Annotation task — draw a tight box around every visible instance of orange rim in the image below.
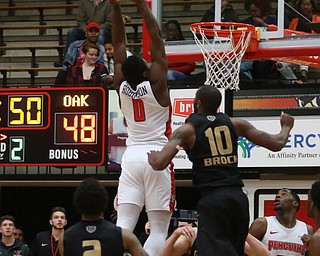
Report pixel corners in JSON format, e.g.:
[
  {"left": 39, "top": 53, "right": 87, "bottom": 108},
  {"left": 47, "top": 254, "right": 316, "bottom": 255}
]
[{"left": 190, "top": 22, "right": 256, "bottom": 37}]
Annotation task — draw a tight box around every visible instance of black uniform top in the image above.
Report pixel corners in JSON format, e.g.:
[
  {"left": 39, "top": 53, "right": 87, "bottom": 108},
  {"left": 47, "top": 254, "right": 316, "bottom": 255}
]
[
  {"left": 185, "top": 113, "right": 243, "bottom": 189},
  {"left": 63, "top": 219, "right": 125, "bottom": 256},
  {"left": 30, "top": 230, "right": 59, "bottom": 256},
  {"left": 0, "top": 239, "right": 29, "bottom": 256}
]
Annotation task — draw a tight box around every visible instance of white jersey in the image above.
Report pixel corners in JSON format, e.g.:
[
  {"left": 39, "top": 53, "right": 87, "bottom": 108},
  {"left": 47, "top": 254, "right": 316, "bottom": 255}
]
[
  {"left": 262, "top": 216, "right": 308, "bottom": 256},
  {"left": 119, "top": 80, "right": 171, "bottom": 146}
]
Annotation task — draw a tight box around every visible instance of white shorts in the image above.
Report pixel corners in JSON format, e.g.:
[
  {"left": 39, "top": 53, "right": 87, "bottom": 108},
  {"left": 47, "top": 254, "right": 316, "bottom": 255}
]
[{"left": 118, "top": 145, "right": 175, "bottom": 212}]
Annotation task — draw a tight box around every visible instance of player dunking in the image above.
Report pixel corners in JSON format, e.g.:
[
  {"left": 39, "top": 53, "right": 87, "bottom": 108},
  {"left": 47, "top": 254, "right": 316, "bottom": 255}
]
[{"left": 110, "top": 0, "right": 174, "bottom": 255}]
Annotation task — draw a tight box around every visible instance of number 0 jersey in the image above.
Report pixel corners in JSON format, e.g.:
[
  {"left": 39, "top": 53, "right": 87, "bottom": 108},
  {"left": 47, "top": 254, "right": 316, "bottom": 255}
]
[
  {"left": 185, "top": 112, "right": 243, "bottom": 189},
  {"left": 63, "top": 219, "right": 125, "bottom": 256},
  {"left": 119, "top": 80, "right": 172, "bottom": 146}
]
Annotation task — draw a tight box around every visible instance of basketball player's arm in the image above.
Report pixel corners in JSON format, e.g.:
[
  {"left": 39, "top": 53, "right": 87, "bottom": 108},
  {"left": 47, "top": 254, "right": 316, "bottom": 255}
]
[
  {"left": 110, "top": 0, "right": 126, "bottom": 92},
  {"left": 232, "top": 112, "right": 294, "bottom": 152},
  {"left": 58, "top": 232, "right": 64, "bottom": 256},
  {"left": 148, "top": 122, "right": 195, "bottom": 171},
  {"left": 303, "top": 231, "right": 320, "bottom": 256},
  {"left": 121, "top": 228, "right": 149, "bottom": 256},
  {"left": 249, "top": 217, "right": 268, "bottom": 241},
  {"left": 245, "top": 233, "right": 270, "bottom": 256},
  {"left": 162, "top": 225, "right": 196, "bottom": 256},
  {"left": 134, "top": 0, "right": 169, "bottom": 105},
  {"left": 303, "top": 224, "right": 315, "bottom": 256}
]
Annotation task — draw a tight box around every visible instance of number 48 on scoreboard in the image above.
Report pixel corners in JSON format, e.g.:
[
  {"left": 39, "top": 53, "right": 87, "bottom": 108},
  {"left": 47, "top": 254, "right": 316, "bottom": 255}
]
[{"left": 0, "top": 87, "right": 107, "bottom": 166}]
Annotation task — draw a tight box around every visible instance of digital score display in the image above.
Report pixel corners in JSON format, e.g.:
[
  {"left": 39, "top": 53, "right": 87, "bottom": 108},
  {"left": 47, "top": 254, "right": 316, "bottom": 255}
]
[{"left": 0, "top": 87, "right": 107, "bottom": 166}]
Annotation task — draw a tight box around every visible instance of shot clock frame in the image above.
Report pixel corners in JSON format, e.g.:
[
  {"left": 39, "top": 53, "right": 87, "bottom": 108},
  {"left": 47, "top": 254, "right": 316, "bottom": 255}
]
[{"left": 0, "top": 87, "right": 107, "bottom": 166}]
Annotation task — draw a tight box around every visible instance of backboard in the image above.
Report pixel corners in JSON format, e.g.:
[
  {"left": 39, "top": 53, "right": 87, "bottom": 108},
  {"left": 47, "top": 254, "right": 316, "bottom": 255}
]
[{"left": 142, "top": 0, "right": 320, "bottom": 68}]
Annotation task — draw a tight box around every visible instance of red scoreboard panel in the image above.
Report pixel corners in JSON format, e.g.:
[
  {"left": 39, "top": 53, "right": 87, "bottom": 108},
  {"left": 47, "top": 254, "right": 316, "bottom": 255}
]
[{"left": 0, "top": 87, "right": 107, "bottom": 166}]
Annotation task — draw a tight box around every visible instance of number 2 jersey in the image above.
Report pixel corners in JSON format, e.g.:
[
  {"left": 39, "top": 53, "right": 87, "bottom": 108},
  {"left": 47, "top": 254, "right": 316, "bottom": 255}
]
[
  {"left": 63, "top": 219, "right": 125, "bottom": 255},
  {"left": 185, "top": 112, "right": 243, "bottom": 189},
  {"left": 119, "top": 80, "right": 172, "bottom": 146}
]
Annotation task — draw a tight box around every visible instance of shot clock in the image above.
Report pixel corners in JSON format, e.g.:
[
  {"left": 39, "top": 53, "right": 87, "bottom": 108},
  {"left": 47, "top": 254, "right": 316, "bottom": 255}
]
[{"left": 0, "top": 87, "right": 107, "bottom": 166}]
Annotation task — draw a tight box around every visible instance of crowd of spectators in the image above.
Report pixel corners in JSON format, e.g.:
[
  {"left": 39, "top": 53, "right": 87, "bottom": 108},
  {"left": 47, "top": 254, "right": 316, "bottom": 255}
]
[{"left": 50, "top": 0, "right": 320, "bottom": 87}]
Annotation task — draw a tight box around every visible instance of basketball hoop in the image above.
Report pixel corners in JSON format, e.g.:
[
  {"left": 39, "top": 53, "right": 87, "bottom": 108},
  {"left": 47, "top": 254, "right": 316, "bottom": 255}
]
[{"left": 190, "top": 22, "right": 258, "bottom": 90}]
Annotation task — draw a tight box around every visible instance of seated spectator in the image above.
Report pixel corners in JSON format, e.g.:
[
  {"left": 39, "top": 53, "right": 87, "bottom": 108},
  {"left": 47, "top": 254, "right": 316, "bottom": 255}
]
[
  {"left": 289, "top": 0, "right": 320, "bottom": 32},
  {"left": 276, "top": 0, "right": 320, "bottom": 84},
  {"left": 276, "top": 62, "right": 309, "bottom": 84},
  {"left": 165, "top": 20, "right": 196, "bottom": 81},
  {"left": 240, "top": 0, "right": 277, "bottom": 81},
  {"left": 103, "top": 39, "right": 132, "bottom": 86},
  {"left": 56, "top": 43, "right": 108, "bottom": 86},
  {"left": 63, "top": 22, "right": 105, "bottom": 70},
  {"left": 65, "top": 0, "right": 113, "bottom": 54},
  {"left": 242, "top": 0, "right": 277, "bottom": 26},
  {"left": 284, "top": 0, "right": 300, "bottom": 28},
  {"left": 201, "top": 0, "right": 239, "bottom": 22}
]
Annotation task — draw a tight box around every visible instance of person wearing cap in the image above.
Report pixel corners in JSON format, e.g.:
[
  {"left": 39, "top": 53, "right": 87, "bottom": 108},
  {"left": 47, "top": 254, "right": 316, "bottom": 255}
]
[
  {"left": 62, "top": 22, "right": 105, "bottom": 70},
  {"left": 65, "top": 0, "right": 113, "bottom": 52}
]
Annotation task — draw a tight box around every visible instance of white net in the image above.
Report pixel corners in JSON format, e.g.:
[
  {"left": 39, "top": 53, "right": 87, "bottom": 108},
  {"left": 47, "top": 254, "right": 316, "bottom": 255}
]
[{"left": 191, "top": 23, "right": 252, "bottom": 90}]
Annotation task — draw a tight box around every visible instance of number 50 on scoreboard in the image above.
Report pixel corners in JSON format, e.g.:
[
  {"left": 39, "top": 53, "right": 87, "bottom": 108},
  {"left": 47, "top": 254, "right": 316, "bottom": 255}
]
[{"left": 0, "top": 87, "right": 107, "bottom": 166}]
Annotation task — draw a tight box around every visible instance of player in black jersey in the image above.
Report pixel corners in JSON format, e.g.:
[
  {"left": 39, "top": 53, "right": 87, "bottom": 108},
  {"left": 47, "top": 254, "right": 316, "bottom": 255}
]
[
  {"left": 59, "top": 177, "right": 148, "bottom": 256},
  {"left": 148, "top": 85, "right": 294, "bottom": 256}
]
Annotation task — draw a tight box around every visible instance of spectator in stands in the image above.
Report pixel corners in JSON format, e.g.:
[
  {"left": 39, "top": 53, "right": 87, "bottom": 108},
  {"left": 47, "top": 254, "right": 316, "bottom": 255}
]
[
  {"left": 103, "top": 39, "right": 132, "bottom": 86},
  {"left": 201, "top": 0, "right": 239, "bottom": 22},
  {"left": 63, "top": 22, "right": 105, "bottom": 70},
  {"left": 0, "top": 215, "right": 29, "bottom": 256},
  {"left": 289, "top": 0, "right": 320, "bottom": 31},
  {"left": 240, "top": 0, "right": 277, "bottom": 81},
  {"left": 64, "top": 43, "right": 108, "bottom": 86},
  {"left": 165, "top": 20, "right": 195, "bottom": 81},
  {"left": 104, "top": 39, "right": 116, "bottom": 86},
  {"left": 242, "top": 0, "right": 277, "bottom": 26},
  {"left": 284, "top": 0, "right": 300, "bottom": 27},
  {"left": 276, "top": 0, "right": 320, "bottom": 84},
  {"left": 65, "top": 0, "right": 113, "bottom": 54}
]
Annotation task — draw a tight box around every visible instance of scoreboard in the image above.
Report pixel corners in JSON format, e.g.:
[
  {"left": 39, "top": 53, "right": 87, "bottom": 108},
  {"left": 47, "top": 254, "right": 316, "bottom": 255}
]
[{"left": 0, "top": 87, "right": 107, "bottom": 166}]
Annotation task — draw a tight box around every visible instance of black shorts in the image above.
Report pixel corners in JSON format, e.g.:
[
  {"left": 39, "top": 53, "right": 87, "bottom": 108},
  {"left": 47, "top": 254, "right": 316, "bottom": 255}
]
[{"left": 196, "top": 186, "right": 249, "bottom": 256}]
